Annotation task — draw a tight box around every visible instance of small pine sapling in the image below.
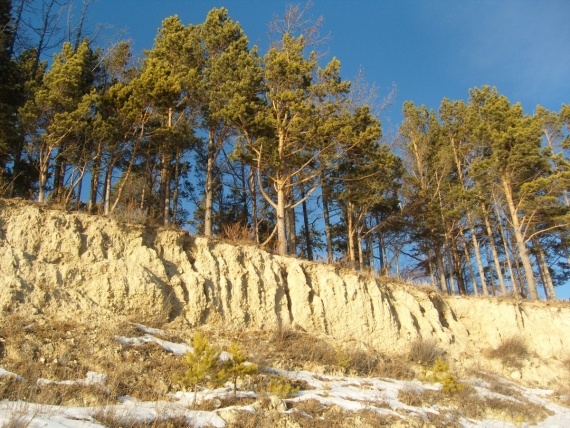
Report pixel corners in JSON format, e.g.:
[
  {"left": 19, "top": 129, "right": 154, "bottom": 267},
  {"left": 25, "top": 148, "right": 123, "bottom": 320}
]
[
  {"left": 219, "top": 342, "right": 259, "bottom": 396},
  {"left": 265, "top": 375, "right": 300, "bottom": 398},
  {"left": 174, "top": 332, "right": 221, "bottom": 407}
]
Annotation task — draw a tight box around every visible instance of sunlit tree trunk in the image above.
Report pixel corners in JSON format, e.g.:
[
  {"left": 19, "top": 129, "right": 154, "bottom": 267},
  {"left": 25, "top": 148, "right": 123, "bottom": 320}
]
[
  {"left": 482, "top": 209, "right": 507, "bottom": 296},
  {"left": 321, "top": 177, "right": 334, "bottom": 263},
  {"left": 300, "top": 185, "right": 313, "bottom": 261},
  {"left": 458, "top": 228, "right": 478, "bottom": 296},
  {"left": 532, "top": 239, "right": 557, "bottom": 300},
  {"left": 436, "top": 249, "right": 449, "bottom": 294},
  {"left": 501, "top": 175, "right": 538, "bottom": 299}
]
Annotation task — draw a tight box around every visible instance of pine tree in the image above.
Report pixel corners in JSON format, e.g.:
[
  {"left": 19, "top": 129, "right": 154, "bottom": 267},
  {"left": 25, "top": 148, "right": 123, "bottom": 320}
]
[
  {"left": 193, "top": 8, "right": 263, "bottom": 236},
  {"left": 218, "top": 342, "right": 258, "bottom": 396},
  {"left": 19, "top": 39, "right": 96, "bottom": 202},
  {"left": 175, "top": 332, "right": 222, "bottom": 408},
  {"left": 469, "top": 86, "right": 558, "bottom": 299}
]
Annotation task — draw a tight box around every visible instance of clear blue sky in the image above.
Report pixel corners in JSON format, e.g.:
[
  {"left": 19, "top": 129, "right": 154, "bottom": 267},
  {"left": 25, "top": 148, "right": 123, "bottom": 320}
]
[
  {"left": 80, "top": 0, "right": 570, "bottom": 298},
  {"left": 84, "top": 0, "right": 570, "bottom": 128}
]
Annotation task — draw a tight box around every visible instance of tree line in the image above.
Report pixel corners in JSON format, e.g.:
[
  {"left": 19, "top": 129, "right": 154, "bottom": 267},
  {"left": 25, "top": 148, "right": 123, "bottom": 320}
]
[{"left": 1, "top": 0, "right": 569, "bottom": 300}]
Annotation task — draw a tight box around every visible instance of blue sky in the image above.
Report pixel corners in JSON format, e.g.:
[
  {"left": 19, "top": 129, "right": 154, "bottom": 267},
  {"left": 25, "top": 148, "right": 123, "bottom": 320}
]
[
  {"left": 84, "top": 0, "right": 570, "bottom": 130},
  {"left": 80, "top": 0, "right": 570, "bottom": 298}
]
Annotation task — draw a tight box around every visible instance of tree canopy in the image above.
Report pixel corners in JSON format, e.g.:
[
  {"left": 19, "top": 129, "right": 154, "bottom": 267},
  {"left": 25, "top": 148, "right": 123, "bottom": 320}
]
[{"left": 0, "top": 2, "right": 568, "bottom": 300}]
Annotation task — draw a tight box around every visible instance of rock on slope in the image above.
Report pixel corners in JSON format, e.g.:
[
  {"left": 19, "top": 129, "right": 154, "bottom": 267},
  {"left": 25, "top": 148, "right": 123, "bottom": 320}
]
[{"left": 0, "top": 199, "right": 569, "bottom": 387}]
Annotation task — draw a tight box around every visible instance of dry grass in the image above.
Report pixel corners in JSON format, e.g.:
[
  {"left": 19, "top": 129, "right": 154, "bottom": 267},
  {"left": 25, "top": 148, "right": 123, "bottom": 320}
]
[
  {"left": 347, "top": 348, "right": 414, "bottom": 379},
  {"left": 485, "top": 336, "right": 529, "bottom": 368},
  {"left": 268, "top": 327, "right": 338, "bottom": 368},
  {"left": 109, "top": 204, "right": 148, "bottom": 225},
  {"left": 194, "top": 395, "right": 256, "bottom": 411},
  {"left": 220, "top": 222, "right": 255, "bottom": 244},
  {"left": 285, "top": 405, "right": 401, "bottom": 428},
  {"left": 0, "top": 312, "right": 560, "bottom": 427},
  {"left": 398, "top": 385, "right": 442, "bottom": 407},
  {"left": 398, "top": 381, "right": 552, "bottom": 426},
  {"left": 563, "top": 353, "right": 570, "bottom": 374},
  {"left": 242, "top": 327, "right": 414, "bottom": 380},
  {"left": 457, "top": 390, "right": 553, "bottom": 425},
  {"left": 224, "top": 411, "right": 264, "bottom": 428},
  {"left": 408, "top": 338, "right": 445, "bottom": 366},
  {"left": 0, "top": 401, "right": 39, "bottom": 428},
  {"left": 0, "top": 314, "right": 185, "bottom": 405},
  {"left": 470, "top": 371, "right": 526, "bottom": 401},
  {"left": 92, "top": 406, "right": 188, "bottom": 428},
  {"left": 291, "top": 398, "right": 327, "bottom": 417}
]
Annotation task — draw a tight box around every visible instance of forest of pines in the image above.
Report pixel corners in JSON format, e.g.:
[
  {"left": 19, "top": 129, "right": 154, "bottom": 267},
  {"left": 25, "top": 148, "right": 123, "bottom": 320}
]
[{"left": 1, "top": 0, "right": 569, "bottom": 300}]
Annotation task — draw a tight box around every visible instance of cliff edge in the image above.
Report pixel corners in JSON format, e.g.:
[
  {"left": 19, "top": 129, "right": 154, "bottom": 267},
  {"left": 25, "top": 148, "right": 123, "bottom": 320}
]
[{"left": 1, "top": 199, "right": 569, "bottom": 388}]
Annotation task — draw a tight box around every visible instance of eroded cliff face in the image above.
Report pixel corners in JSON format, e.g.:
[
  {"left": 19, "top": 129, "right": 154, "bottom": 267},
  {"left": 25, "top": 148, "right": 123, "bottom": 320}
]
[{"left": 1, "top": 199, "right": 569, "bottom": 386}]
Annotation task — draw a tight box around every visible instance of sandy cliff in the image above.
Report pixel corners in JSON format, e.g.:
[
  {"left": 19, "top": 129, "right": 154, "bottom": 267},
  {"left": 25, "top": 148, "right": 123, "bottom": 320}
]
[{"left": 1, "top": 199, "right": 569, "bottom": 387}]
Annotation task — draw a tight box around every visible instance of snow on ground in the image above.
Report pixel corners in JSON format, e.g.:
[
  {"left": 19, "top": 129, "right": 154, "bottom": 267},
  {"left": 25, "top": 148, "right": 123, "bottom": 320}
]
[{"left": 1, "top": 324, "right": 569, "bottom": 427}]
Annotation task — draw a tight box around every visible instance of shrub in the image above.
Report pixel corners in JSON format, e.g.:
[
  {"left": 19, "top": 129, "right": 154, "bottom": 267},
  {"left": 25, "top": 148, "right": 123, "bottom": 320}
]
[
  {"left": 173, "top": 332, "right": 223, "bottom": 407},
  {"left": 408, "top": 338, "right": 444, "bottom": 366},
  {"left": 335, "top": 346, "right": 352, "bottom": 373},
  {"left": 221, "top": 222, "right": 254, "bottom": 243},
  {"left": 486, "top": 336, "right": 529, "bottom": 368},
  {"left": 398, "top": 385, "right": 440, "bottom": 407},
  {"left": 428, "top": 357, "right": 465, "bottom": 395},
  {"left": 109, "top": 204, "right": 147, "bottom": 225},
  {"left": 265, "top": 376, "right": 300, "bottom": 399},
  {"left": 219, "top": 342, "right": 258, "bottom": 396}
]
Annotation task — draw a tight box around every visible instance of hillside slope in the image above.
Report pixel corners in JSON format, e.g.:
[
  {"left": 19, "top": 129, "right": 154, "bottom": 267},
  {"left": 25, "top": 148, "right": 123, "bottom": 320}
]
[{"left": 0, "top": 199, "right": 569, "bottom": 388}]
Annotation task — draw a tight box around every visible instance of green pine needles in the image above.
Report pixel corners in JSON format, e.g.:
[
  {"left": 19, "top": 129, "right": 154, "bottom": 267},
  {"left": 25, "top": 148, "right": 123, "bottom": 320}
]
[
  {"left": 218, "top": 342, "right": 259, "bottom": 396},
  {"left": 174, "top": 332, "right": 258, "bottom": 407}
]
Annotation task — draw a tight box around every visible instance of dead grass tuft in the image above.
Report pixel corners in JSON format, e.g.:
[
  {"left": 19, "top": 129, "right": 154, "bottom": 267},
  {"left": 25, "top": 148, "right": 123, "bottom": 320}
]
[
  {"left": 292, "top": 398, "right": 327, "bottom": 417},
  {"left": 347, "top": 348, "right": 415, "bottom": 379},
  {"left": 221, "top": 222, "right": 254, "bottom": 244},
  {"left": 398, "top": 385, "right": 441, "bottom": 407},
  {"left": 194, "top": 395, "right": 256, "bottom": 411},
  {"left": 92, "top": 406, "right": 188, "bottom": 428},
  {"left": 408, "top": 338, "right": 445, "bottom": 366},
  {"left": 563, "top": 353, "right": 570, "bottom": 374},
  {"left": 1, "top": 401, "right": 39, "bottom": 428},
  {"left": 268, "top": 328, "right": 337, "bottom": 367},
  {"left": 485, "top": 336, "right": 529, "bottom": 368},
  {"left": 462, "top": 394, "right": 552, "bottom": 425},
  {"left": 225, "top": 411, "right": 264, "bottom": 428},
  {"left": 109, "top": 204, "right": 148, "bottom": 225}
]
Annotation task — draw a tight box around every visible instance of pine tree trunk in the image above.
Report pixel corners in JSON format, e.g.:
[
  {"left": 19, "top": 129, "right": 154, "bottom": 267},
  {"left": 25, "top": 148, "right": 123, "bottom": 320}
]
[
  {"left": 509, "top": 233, "right": 526, "bottom": 298},
  {"left": 160, "top": 151, "right": 171, "bottom": 226},
  {"left": 458, "top": 228, "right": 478, "bottom": 296},
  {"left": 451, "top": 240, "right": 466, "bottom": 295},
  {"left": 377, "top": 233, "right": 386, "bottom": 275},
  {"left": 89, "top": 142, "right": 102, "bottom": 213},
  {"left": 501, "top": 175, "right": 538, "bottom": 299},
  {"left": 483, "top": 209, "right": 507, "bottom": 296},
  {"left": 52, "top": 152, "right": 66, "bottom": 201},
  {"left": 301, "top": 186, "right": 313, "bottom": 261},
  {"left": 532, "top": 239, "right": 557, "bottom": 300},
  {"left": 321, "top": 177, "right": 333, "bottom": 263},
  {"left": 446, "top": 246, "right": 460, "bottom": 295},
  {"left": 287, "top": 202, "right": 297, "bottom": 255},
  {"left": 493, "top": 200, "right": 519, "bottom": 298},
  {"left": 276, "top": 182, "right": 287, "bottom": 255},
  {"left": 428, "top": 254, "right": 438, "bottom": 291},
  {"left": 357, "top": 226, "right": 364, "bottom": 270},
  {"left": 436, "top": 249, "right": 448, "bottom": 294},
  {"left": 204, "top": 131, "right": 216, "bottom": 236},
  {"left": 347, "top": 202, "right": 357, "bottom": 269},
  {"left": 172, "top": 149, "right": 181, "bottom": 224},
  {"left": 103, "top": 166, "right": 112, "bottom": 216},
  {"left": 8, "top": 138, "right": 25, "bottom": 197},
  {"left": 467, "top": 215, "right": 488, "bottom": 296},
  {"left": 249, "top": 168, "right": 259, "bottom": 243}
]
